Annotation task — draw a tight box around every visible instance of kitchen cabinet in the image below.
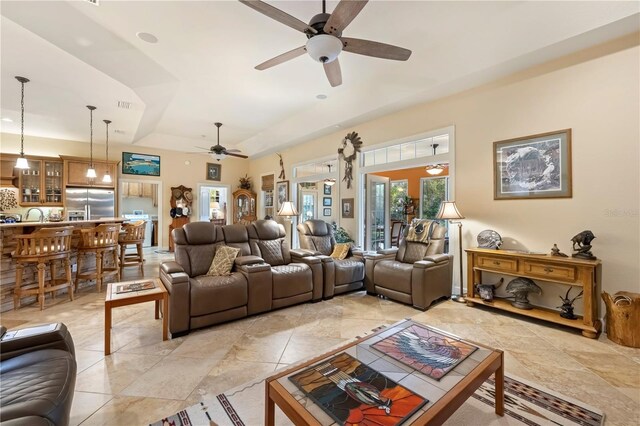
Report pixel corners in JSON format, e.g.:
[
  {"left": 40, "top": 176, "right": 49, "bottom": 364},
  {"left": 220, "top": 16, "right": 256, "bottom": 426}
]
[
  {"left": 232, "top": 189, "right": 256, "bottom": 223},
  {"left": 62, "top": 156, "right": 118, "bottom": 188},
  {"left": 17, "top": 157, "right": 63, "bottom": 206},
  {"left": 0, "top": 155, "right": 18, "bottom": 187}
]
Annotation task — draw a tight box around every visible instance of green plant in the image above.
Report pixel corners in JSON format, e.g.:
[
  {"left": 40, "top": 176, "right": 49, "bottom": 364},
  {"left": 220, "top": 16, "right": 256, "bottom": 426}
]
[
  {"left": 334, "top": 226, "right": 354, "bottom": 244},
  {"left": 239, "top": 174, "right": 252, "bottom": 190}
]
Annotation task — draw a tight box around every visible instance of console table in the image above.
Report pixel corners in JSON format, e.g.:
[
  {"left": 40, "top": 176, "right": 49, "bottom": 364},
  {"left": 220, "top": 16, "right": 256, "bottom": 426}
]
[{"left": 465, "top": 248, "right": 601, "bottom": 338}]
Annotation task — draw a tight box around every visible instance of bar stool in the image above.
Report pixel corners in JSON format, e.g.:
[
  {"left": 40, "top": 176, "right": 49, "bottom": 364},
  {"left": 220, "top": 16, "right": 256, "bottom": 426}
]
[
  {"left": 118, "top": 220, "right": 146, "bottom": 275},
  {"left": 13, "top": 226, "right": 74, "bottom": 310},
  {"left": 75, "top": 223, "right": 120, "bottom": 292}
]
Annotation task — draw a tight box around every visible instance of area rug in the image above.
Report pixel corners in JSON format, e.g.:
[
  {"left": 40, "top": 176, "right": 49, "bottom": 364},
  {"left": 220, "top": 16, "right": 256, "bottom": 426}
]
[{"left": 151, "top": 373, "right": 604, "bottom": 426}]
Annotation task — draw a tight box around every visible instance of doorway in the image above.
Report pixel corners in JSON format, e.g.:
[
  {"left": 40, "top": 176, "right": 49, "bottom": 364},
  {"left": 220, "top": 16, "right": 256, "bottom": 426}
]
[
  {"left": 119, "top": 179, "right": 162, "bottom": 248},
  {"left": 197, "top": 184, "right": 230, "bottom": 224}
]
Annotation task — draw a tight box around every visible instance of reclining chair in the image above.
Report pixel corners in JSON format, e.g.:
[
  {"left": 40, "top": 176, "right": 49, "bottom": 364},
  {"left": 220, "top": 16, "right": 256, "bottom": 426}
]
[
  {"left": 297, "top": 219, "right": 365, "bottom": 299},
  {"left": 0, "top": 323, "right": 76, "bottom": 426},
  {"left": 365, "top": 220, "right": 453, "bottom": 310}
]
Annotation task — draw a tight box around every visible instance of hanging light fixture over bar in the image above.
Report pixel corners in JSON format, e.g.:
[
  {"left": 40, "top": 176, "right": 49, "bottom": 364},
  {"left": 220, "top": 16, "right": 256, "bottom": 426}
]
[
  {"left": 14, "top": 76, "right": 30, "bottom": 169},
  {"left": 102, "top": 119, "right": 112, "bottom": 183},
  {"left": 86, "top": 105, "right": 97, "bottom": 179}
]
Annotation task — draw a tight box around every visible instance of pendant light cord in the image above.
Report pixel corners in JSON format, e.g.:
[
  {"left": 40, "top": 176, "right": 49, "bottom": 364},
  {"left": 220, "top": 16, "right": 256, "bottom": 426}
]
[
  {"left": 20, "top": 80, "right": 25, "bottom": 156},
  {"left": 105, "top": 121, "right": 109, "bottom": 161},
  {"left": 89, "top": 108, "right": 93, "bottom": 168}
]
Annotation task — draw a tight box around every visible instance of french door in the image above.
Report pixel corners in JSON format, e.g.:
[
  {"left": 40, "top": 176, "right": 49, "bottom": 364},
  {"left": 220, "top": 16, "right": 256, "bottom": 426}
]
[{"left": 365, "top": 174, "right": 390, "bottom": 251}]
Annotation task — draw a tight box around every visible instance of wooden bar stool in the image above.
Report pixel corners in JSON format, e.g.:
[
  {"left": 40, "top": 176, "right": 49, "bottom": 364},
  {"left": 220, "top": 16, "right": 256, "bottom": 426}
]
[
  {"left": 75, "top": 223, "right": 120, "bottom": 292},
  {"left": 118, "top": 220, "right": 146, "bottom": 275},
  {"left": 13, "top": 226, "right": 74, "bottom": 310}
]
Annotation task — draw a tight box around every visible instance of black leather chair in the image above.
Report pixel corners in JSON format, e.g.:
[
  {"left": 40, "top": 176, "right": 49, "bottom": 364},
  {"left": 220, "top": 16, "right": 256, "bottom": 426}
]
[{"left": 0, "top": 323, "right": 76, "bottom": 426}]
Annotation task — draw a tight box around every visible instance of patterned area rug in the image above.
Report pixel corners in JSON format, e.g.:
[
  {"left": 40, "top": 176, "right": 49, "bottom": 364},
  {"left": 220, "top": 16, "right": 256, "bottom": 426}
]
[{"left": 151, "top": 373, "right": 604, "bottom": 426}]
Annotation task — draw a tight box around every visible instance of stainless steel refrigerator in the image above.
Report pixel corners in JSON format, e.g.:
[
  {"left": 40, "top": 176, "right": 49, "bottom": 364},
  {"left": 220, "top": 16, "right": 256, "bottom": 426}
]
[{"left": 65, "top": 187, "right": 115, "bottom": 220}]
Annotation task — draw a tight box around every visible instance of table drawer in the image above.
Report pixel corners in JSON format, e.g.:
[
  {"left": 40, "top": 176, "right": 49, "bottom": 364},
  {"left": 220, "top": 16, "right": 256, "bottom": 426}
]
[
  {"left": 524, "top": 261, "right": 576, "bottom": 282},
  {"left": 477, "top": 255, "right": 518, "bottom": 273}
]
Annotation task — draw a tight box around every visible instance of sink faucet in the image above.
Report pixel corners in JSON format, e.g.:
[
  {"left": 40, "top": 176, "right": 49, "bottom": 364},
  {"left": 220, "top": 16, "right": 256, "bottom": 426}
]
[{"left": 26, "top": 207, "right": 45, "bottom": 223}]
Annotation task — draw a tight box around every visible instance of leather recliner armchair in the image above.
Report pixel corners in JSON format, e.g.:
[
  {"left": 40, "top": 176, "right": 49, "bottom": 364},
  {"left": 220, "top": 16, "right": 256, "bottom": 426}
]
[
  {"left": 365, "top": 220, "right": 453, "bottom": 310},
  {"left": 248, "top": 220, "right": 323, "bottom": 308},
  {"left": 297, "top": 220, "right": 365, "bottom": 299},
  {"left": 0, "top": 323, "right": 76, "bottom": 426}
]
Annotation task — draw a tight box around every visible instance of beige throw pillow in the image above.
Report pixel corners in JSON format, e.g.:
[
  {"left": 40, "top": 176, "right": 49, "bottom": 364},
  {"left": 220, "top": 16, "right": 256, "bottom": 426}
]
[
  {"left": 330, "top": 243, "right": 351, "bottom": 260},
  {"left": 206, "top": 246, "right": 241, "bottom": 276}
]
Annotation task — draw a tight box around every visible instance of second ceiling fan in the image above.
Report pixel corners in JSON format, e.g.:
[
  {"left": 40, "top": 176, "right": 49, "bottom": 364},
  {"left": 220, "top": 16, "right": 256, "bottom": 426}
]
[
  {"left": 239, "top": 0, "right": 412, "bottom": 87},
  {"left": 196, "top": 122, "right": 248, "bottom": 161}
]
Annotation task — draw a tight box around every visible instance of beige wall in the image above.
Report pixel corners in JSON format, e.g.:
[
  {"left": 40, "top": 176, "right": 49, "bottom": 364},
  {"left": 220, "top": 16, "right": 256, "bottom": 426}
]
[
  {"left": 248, "top": 34, "right": 640, "bottom": 314},
  {"left": 0, "top": 134, "right": 250, "bottom": 248}
]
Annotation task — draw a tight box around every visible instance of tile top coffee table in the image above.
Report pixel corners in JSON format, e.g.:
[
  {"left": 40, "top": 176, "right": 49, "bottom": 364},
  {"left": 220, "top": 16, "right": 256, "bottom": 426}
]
[
  {"left": 265, "top": 320, "right": 504, "bottom": 425},
  {"left": 104, "top": 277, "right": 168, "bottom": 355}
]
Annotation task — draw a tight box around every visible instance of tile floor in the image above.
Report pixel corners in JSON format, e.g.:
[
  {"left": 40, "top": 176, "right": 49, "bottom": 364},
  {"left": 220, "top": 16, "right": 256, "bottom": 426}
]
[{"left": 1, "top": 248, "right": 639, "bottom": 425}]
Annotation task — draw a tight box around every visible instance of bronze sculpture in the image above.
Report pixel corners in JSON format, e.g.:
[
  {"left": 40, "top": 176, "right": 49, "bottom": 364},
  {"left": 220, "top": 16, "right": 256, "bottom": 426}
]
[
  {"left": 475, "top": 278, "right": 504, "bottom": 302},
  {"left": 557, "top": 287, "right": 583, "bottom": 320},
  {"left": 550, "top": 243, "right": 568, "bottom": 257},
  {"left": 571, "top": 230, "right": 596, "bottom": 260},
  {"left": 506, "top": 277, "right": 542, "bottom": 310}
]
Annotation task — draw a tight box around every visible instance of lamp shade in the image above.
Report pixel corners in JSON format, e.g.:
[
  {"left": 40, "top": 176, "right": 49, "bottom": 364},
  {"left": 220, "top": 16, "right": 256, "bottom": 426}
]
[
  {"left": 211, "top": 202, "right": 220, "bottom": 210},
  {"left": 306, "top": 34, "right": 342, "bottom": 63},
  {"left": 277, "top": 201, "right": 298, "bottom": 217},
  {"left": 102, "top": 173, "right": 112, "bottom": 183},
  {"left": 15, "top": 156, "right": 29, "bottom": 169},
  {"left": 425, "top": 164, "right": 445, "bottom": 175},
  {"left": 436, "top": 201, "right": 465, "bottom": 220}
]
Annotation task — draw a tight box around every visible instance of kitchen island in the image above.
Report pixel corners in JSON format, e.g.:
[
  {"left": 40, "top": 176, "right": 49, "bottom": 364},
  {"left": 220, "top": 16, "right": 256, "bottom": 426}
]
[{"left": 0, "top": 218, "right": 126, "bottom": 312}]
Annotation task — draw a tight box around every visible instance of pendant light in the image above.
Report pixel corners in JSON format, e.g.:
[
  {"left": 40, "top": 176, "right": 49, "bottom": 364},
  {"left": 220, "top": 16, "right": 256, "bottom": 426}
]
[
  {"left": 324, "top": 163, "right": 336, "bottom": 186},
  {"left": 425, "top": 143, "right": 445, "bottom": 176},
  {"left": 102, "top": 119, "right": 112, "bottom": 183},
  {"left": 14, "top": 76, "right": 30, "bottom": 169},
  {"left": 86, "top": 105, "right": 97, "bottom": 179}
]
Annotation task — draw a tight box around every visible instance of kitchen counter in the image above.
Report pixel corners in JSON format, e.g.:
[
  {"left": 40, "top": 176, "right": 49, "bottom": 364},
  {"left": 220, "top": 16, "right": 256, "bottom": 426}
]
[{"left": 0, "top": 217, "right": 127, "bottom": 312}]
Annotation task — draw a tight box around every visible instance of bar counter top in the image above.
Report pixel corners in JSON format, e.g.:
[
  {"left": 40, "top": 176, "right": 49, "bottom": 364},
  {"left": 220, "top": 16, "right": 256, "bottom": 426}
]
[{"left": 0, "top": 218, "right": 125, "bottom": 229}]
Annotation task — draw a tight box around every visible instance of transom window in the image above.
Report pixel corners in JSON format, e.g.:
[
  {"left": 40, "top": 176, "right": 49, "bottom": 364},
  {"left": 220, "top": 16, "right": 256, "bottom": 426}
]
[{"left": 362, "top": 134, "right": 449, "bottom": 167}]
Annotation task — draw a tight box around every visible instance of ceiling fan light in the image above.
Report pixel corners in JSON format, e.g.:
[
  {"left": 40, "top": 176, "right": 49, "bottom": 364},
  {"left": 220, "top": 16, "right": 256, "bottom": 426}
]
[
  {"left": 306, "top": 34, "right": 343, "bottom": 63},
  {"left": 324, "top": 178, "right": 336, "bottom": 186},
  {"left": 15, "top": 156, "right": 29, "bottom": 169},
  {"left": 214, "top": 153, "right": 227, "bottom": 161},
  {"left": 426, "top": 164, "right": 445, "bottom": 176}
]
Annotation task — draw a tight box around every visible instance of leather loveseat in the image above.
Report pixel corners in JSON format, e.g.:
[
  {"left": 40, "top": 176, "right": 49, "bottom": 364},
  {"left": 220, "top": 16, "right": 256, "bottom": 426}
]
[
  {"left": 160, "top": 220, "right": 322, "bottom": 336},
  {"left": 297, "top": 219, "right": 365, "bottom": 298},
  {"left": 365, "top": 220, "right": 453, "bottom": 310},
  {"left": 0, "top": 323, "right": 76, "bottom": 426}
]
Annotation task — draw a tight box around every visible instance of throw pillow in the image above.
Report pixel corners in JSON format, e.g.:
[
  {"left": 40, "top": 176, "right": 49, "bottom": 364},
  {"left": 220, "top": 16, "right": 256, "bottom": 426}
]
[
  {"left": 330, "top": 243, "right": 351, "bottom": 260},
  {"left": 206, "top": 246, "right": 241, "bottom": 276}
]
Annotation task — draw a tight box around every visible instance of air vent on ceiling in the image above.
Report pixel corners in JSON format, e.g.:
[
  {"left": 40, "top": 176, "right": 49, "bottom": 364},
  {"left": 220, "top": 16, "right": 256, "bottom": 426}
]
[
  {"left": 113, "top": 129, "right": 126, "bottom": 134},
  {"left": 117, "top": 101, "right": 132, "bottom": 110},
  {"left": 84, "top": 0, "right": 99, "bottom": 5}
]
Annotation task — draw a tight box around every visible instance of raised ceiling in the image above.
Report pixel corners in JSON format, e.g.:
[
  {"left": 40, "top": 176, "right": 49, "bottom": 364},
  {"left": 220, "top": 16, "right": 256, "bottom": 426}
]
[{"left": 1, "top": 1, "right": 638, "bottom": 158}]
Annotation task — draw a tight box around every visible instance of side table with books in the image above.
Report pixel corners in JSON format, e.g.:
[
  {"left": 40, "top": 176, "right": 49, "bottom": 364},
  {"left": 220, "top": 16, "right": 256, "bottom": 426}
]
[{"left": 104, "top": 277, "right": 168, "bottom": 355}]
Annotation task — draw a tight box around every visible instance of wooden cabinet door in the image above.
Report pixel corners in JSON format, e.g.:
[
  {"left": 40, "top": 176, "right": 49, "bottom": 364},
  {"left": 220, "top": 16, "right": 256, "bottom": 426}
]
[{"left": 65, "top": 160, "right": 116, "bottom": 188}]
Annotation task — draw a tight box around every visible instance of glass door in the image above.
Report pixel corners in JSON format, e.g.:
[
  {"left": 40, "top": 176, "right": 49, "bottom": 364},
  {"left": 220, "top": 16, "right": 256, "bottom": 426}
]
[
  {"left": 365, "top": 174, "right": 390, "bottom": 251},
  {"left": 419, "top": 176, "right": 449, "bottom": 219},
  {"left": 300, "top": 190, "right": 317, "bottom": 222}
]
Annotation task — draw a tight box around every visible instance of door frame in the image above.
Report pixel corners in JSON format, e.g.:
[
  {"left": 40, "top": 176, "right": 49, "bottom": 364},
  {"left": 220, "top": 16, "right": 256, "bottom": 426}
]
[
  {"left": 196, "top": 183, "right": 232, "bottom": 224},
  {"left": 365, "top": 174, "right": 390, "bottom": 251},
  {"left": 119, "top": 178, "right": 163, "bottom": 248}
]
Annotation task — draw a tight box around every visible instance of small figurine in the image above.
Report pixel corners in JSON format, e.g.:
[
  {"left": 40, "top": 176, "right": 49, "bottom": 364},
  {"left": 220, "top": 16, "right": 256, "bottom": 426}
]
[
  {"left": 477, "top": 230, "right": 503, "bottom": 250},
  {"left": 550, "top": 244, "right": 568, "bottom": 257},
  {"left": 557, "top": 288, "right": 583, "bottom": 320},
  {"left": 571, "top": 230, "right": 596, "bottom": 260},
  {"left": 277, "top": 153, "right": 286, "bottom": 180},
  {"left": 475, "top": 278, "right": 504, "bottom": 302},
  {"left": 506, "top": 277, "right": 542, "bottom": 310}
]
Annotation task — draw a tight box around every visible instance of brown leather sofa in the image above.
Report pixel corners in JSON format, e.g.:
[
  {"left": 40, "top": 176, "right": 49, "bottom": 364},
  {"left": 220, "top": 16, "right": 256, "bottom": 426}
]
[
  {"left": 364, "top": 220, "right": 453, "bottom": 310},
  {"left": 296, "top": 220, "right": 365, "bottom": 298},
  {"left": 160, "top": 220, "right": 322, "bottom": 336},
  {"left": 0, "top": 323, "right": 76, "bottom": 426}
]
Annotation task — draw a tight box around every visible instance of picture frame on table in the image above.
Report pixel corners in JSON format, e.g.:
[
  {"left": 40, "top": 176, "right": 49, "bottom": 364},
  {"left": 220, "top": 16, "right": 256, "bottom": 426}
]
[
  {"left": 493, "top": 129, "right": 572, "bottom": 200},
  {"left": 206, "top": 163, "right": 222, "bottom": 181},
  {"left": 341, "top": 198, "right": 354, "bottom": 219},
  {"left": 323, "top": 208, "right": 331, "bottom": 216},
  {"left": 323, "top": 197, "right": 332, "bottom": 207},
  {"left": 122, "top": 152, "right": 160, "bottom": 176},
  {"left": 323, "top": 184, "right": 332, "bottom": 195},
  {"left": 276, "top": 180, "right": 289, "bottom": 212}
]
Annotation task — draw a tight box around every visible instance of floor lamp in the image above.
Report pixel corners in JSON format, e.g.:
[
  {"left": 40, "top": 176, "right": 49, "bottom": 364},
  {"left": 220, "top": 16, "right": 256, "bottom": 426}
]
[
  {"left": 436, "top": 201, "right": 466, "bottom": 303},
  {"left": 277, "top": 201, "right": 298, "bottom": 247}
]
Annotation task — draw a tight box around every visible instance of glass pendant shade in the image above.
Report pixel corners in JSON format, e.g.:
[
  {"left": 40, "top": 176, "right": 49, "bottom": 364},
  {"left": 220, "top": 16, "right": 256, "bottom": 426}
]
[
  {"left": 15, "top": 76, "right": 30, "bottom": 169},
  {"left": 86, "top": 168, "right": 97, "bottom": 179},
  {"left": 15, "top": 156, "right": 29, "bottom": 169},
  {"left": 102, "top": 173, "right": 112, "bottom": 183}
]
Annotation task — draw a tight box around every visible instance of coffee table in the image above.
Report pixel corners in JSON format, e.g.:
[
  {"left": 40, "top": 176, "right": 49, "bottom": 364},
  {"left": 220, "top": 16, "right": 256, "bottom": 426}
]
[
  {"left": 265, "top": 320, "right": 503, "bottom": 425},
  {"left": 104, "top": 277, "right": 168, "bottom": 355}
]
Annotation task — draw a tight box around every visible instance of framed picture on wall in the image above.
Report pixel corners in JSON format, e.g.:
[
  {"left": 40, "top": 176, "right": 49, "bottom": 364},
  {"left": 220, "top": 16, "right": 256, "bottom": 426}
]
[
  {"left": 494, "top": 129, "right": 572, "bottom": 200},
  {"left": 342, "top": 198, "right": 354, "bottom": 219},
  {"left": 122, "top": 152, "right": 160, "bottom": 176},
  {"left": 276, "top": 180, "right": 289, "bottom": 212},
  {"left": 323, "top": 184, "right": 332, "bottom": 195},
  {"left": 323, "top": 208, "right": 331, "bottom": 216},
  {"left": 323, "top": 197, "right": 332, "bottom": 207},
  {"left": 206, "top": 163, "right": 222, "bottom": 181}
]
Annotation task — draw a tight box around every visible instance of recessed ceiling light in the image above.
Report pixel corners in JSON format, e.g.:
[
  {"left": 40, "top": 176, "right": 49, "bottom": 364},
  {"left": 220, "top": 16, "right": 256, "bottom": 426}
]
[
  {"left": 136, "top": 32, "right": 158, "bottom": 44},
  {"left": 316, "top": 94, "right": 327, "bottom": 100},
  {"left": 1, "top": 117, "right": 13, "bottom": 122},
  {"left": 184, "top": 160, "right": 191, "bottom": 165}
]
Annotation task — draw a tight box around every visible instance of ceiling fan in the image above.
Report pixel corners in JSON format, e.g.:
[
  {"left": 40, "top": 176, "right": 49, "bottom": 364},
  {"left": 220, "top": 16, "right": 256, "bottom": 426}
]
[
  {"left": 196, "top": 122, "right": 248, "bottom": 161},
  {"left": 239, "top": 0, "right": 412, "bottom": 87}
]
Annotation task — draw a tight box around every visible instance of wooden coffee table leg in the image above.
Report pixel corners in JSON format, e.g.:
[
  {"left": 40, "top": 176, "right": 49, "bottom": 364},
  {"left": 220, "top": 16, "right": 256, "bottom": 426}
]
[
  {"left": 155, "top": 299, "right": 160, "bottom": 320},
  {"left": 495, "top": 351, "right": 505, "bottom": 416},
  {"left": 162, "top": 294, "right": 168, "bottom": 341},
  {"left": 104, "top": 302, "right": 112, "bottom": 356}
]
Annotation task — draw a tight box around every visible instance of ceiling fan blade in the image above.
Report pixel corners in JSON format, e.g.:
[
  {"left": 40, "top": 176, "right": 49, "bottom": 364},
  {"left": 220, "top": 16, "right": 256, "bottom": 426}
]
[
  {"left": 195, "top": 146, "right": 211, "bottom": 151},
  {"left": 323, "top": 59, "right": 342, "bottom": 87},
  {"left": 255, "top": 46, "right": 307, "bottom": 70},
  {"left": 239, "top": 0, "right": 317, "bottom": 34},
  {"left": 324, "top": 0, "right": 368, "bottom": 35},
  {"left": 341, "top": 37, "right": 411, "bottom": 61},
  {"left": 225, "top": 149, "right": 242, "bottom": 153},
  {"left": 225, "top": 152, "right": 249, "bottom": 159}
]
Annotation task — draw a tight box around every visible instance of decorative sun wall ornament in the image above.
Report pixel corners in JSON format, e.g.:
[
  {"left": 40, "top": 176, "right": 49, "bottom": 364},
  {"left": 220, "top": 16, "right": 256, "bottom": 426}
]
[{"left": 338, "top": 131, "right": 362, "bottom": 189}]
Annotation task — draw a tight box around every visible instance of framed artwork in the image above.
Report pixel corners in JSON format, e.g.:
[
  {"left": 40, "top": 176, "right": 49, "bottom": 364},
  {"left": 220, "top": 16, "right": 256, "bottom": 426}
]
[
  {"left": 323, "top": 208, "right": 331, "bottom": 216},
  {"left": 264, "top": 190, "right": 274, "bottom": 208},
  {"left": 323, "top": 197, "right": 332, "bottom": 207},
  {"left": 371, "top": 323, "right": 478, "bottom": 381},
  {"left": 494, "top": 129, "right": 572, "bottom": 200},
  {"left": 289, "top": 352, "right": 427, "bottom": 425},
  {"left": 341, "top": 198, "right": 354, "bottom": 219},
  {"left": 323, "top": 184, "right": 332, "bottom": 195},
  {"left": 122, "top": 152, "right": 160, "bottom": 176},
  {"left": 275, "top": 180, "right": 289, "bottom": 212},
  {"left": 206, "top": 163, "right": 221, "bottom": 181}
]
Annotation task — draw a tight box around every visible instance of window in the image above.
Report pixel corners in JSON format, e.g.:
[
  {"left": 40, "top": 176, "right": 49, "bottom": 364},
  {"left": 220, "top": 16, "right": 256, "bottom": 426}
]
[
  {"left": 420, "top": 177, "right": 448, "bottom": 219},
  {"left": 390, "top": 180, "right": 408, "bottom": 221},
  {"left": 361, "top": 133, "right": 449, "bottom": 167}
]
